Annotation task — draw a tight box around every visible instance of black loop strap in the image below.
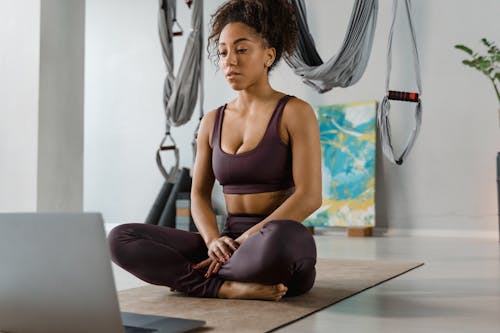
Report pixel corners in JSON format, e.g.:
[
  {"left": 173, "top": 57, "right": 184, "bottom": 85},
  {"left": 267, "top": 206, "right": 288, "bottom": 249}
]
[{"left": 156, "top": 132, "right": 179, "bottom": 183}]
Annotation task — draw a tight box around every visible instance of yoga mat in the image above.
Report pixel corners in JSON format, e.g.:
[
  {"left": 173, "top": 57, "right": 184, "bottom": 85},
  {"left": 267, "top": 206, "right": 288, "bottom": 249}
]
[{"left": 118, "top": 258, "right": 424, "bottom": 332}]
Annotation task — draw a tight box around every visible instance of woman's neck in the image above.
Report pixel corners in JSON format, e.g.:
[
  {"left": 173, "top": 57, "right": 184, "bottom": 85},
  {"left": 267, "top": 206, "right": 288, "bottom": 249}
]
[{"left": 236, "top": 81, "right": 280, "bottom": 109}]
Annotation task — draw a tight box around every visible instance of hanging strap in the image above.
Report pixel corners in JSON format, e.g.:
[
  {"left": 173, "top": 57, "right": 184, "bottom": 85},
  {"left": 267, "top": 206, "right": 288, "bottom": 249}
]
[
  {"left": 156, "top": 132, "right": 180, "bottom": 183},
  {"left": 285, "top": 0, "right": 378, "bottom": 93},
  {"left": 377, "top": 0, "right": 423, "bottom": 165},
  {"left": 157, "top": 0, "right": 204, "bottom": 181}
]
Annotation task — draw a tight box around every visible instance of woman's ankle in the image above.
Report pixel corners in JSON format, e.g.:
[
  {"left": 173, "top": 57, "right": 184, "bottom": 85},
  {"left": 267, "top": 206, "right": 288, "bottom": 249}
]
[{"left": 217, "top": 280, "right": 233, "bottom": 298}]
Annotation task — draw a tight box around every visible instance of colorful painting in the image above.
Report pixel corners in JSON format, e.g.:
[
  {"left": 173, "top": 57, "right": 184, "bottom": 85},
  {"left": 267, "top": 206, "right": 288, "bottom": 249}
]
[{"left": 304, "top": 101, "right": 377, "bottom": 228}]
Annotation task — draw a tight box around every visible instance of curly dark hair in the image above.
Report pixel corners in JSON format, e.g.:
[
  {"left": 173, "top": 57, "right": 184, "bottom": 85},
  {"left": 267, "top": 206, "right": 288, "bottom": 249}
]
[{"left": 207, "top": 0, "right": 298, "bottom": 72}]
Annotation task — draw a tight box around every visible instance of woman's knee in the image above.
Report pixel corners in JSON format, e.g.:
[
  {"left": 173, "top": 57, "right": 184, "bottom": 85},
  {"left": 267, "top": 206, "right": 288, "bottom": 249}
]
[
  {"left": 107, "top": 223, "right": 142, "bottom": 264},
  {"left": 285, "top": 262, "right": 316, "bottom": 297},
  {"left": 108, "top": 223, "right": 140, "bottom": 244},
  {"left": 264, "top": 219, "right": 308, "bottom": 234},
  {"left": 263, "top": 220, "right": 317, "bottom": 258}
]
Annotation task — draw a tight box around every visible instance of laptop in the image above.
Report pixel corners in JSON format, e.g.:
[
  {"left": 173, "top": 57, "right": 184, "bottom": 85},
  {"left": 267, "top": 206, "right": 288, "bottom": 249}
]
[{"left": 0, "top": 212, "right": 206, "bottom": 333}]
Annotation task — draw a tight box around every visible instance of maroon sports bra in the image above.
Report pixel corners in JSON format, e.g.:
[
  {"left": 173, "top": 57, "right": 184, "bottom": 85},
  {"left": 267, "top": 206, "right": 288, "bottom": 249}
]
[{"left": 211, "top": 95, "right": 295, "bottom": 194}]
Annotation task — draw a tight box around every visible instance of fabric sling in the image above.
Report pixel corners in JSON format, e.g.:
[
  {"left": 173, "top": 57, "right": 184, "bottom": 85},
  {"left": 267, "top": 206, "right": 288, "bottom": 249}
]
[
  {"left": 284, "top": 0, "right": 379, "bottom": 93},
  {"left": 377, "top": 0, "right": 423, "bottom": 165},
  {"left": 157, "top": 0, "right": 204, "bottom": 182}
]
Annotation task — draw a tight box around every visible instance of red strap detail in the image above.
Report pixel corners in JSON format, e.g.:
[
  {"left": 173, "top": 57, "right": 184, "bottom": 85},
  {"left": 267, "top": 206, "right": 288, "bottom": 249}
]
[{"left": 388, "top": 90, "right": 419, "bottom": 103}]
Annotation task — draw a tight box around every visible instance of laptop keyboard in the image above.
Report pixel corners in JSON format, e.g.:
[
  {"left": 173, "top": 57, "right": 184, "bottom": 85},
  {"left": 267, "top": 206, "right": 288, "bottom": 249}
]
[{"left": 123, "top": 325, "right": 158, "bottom": 333}]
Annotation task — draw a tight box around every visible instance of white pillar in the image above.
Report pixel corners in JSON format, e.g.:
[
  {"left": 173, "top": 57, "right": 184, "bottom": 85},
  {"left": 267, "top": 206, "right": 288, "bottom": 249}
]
[
  {"left": 37, "top": 0, "right": 85, "bottom": 211},
  {"left": 0, "top": 0, "right": 41, "bottom": 211},
  {"left": 0, "top": 0, "right": 85, "bottom": 212}
]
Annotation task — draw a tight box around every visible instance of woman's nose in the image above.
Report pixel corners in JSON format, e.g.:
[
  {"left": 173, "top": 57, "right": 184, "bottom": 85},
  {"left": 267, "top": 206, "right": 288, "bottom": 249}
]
[{"left": 223, "top": 50, "right": 237, "bottom": 66}]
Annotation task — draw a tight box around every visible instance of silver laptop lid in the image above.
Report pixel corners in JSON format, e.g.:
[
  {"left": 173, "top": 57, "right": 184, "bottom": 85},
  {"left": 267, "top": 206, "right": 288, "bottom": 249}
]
[{"left": 0, "top": 212, "right": 124, "bottom": 333}]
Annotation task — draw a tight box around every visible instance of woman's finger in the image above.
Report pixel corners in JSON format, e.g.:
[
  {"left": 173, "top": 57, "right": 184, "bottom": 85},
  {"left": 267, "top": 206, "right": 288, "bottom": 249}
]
[
  {"left": 193, "top": 257, "right": 211, "bottom": 269},
  {"left": 211, "top": 261, "right": 222, "bottom": 276},
  {"left": 206, "top": 260, "right": 218, "bottom": 278},
  {"left": 207, "top": 260, "right": 216, "bottom": 275},
  {"left": 225, "top": 238, "right": 239, "bottom": 251},
  {"left": 196, "top": 258, "right": 207, "bottom": 267},
  {"left": 214, "top": 241, "right": 233, "bottom": 262},
  {"left": 212, "top": 246, "right": 227, "bottom": 263},
  {"left": 208, "top": 252, "right": 219, "bottom": 263}
]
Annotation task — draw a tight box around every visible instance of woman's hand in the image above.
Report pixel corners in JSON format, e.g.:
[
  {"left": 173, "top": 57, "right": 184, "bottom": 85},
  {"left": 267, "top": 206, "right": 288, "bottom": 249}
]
[
  {"left": 192, "top": 257, "right": 222, "bottom": 278},
  {"left": 191, "top": 236, "right": 240, "bottom": 278},
  {"left": 207, "top": 236, "right": 240, "bottom": 264}
]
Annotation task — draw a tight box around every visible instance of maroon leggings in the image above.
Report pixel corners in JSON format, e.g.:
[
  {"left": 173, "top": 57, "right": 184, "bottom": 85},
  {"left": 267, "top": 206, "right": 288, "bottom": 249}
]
[{"left": 107, "top": 213, "right": 317, "bottom": 298}]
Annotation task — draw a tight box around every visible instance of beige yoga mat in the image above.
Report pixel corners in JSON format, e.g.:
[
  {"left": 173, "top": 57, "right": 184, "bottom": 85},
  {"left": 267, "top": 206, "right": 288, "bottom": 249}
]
[{"left": 118, "top": 258, "right": 424, "bottom": 332}]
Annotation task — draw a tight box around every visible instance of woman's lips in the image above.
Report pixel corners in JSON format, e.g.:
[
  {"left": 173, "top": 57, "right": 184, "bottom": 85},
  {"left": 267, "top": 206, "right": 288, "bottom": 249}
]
[{"left": 226, "top": 72, "right": 240, "bottom": 79}]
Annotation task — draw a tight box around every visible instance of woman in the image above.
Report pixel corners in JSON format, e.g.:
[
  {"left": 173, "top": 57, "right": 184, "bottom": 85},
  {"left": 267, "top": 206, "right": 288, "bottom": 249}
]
[{"left": 108, "top": 0, "right": 322, "bottom": 301}]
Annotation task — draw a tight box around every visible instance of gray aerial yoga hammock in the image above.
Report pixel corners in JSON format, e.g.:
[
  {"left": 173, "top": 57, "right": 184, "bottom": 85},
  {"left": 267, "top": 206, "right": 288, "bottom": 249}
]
[
  {"left": 157, "top": 0, "right": 204, "bottom": 182},
  {"left": 285, "top": 0, "right": 378, "bottom": 93},
  {"left": 377, "top": 0, "right": 422, "bottom": 165}
]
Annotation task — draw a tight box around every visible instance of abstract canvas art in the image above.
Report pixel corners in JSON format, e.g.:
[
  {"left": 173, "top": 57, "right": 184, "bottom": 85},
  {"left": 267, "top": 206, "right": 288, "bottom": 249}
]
[{"left": 304, "top": 101, "right": 377, "bottom": 228}]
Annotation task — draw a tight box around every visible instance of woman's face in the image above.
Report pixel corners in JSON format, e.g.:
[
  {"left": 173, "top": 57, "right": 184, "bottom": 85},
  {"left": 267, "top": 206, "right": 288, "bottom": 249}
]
[{"left": 217, "top": 22, "right": 275, "bottom": 91}]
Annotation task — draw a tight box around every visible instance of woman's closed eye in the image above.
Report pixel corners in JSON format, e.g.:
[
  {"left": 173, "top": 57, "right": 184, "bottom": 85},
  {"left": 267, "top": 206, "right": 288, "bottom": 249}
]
[{"left": 218, "top": 49, "right": 247, "bottom": 57}]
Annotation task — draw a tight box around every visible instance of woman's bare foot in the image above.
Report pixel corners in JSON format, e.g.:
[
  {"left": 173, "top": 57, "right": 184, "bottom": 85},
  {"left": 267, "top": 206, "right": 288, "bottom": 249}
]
[{"left": 217, "top": 281, "right": 288, "bottom": 301}]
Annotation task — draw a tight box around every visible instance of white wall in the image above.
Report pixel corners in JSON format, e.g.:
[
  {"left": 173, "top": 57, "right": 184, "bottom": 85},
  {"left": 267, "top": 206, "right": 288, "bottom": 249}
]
[
  {"left": 0, "top": 0, "right": 40, "bottom": 211},
  {"left": 84, "top": 0, "right": 500, "bottom": 234},
  {"left": 84, "top": 0, "right": 234, "bottom": 223},
  {"left": 85, "top": 0, "right": 177, "bottom": 223},
  {"left": 0, "top": 0, "right": 85, "bottom": 212}
]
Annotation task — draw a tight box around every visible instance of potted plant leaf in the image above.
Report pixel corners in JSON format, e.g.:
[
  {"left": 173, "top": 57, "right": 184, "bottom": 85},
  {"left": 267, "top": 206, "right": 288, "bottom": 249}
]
[{"left": 454, "top": 38, "right": 500, "bottom": 240}]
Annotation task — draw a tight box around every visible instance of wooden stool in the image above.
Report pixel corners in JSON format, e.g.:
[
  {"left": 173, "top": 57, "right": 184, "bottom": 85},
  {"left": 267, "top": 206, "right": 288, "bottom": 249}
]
[{"left": 347, "top": 226, "right": 373, "bottom": 237}]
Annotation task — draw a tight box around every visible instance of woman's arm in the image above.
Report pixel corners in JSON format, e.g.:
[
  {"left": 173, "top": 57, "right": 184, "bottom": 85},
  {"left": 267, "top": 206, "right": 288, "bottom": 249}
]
[
  {"left": 235, "top": 98, "right": 323, "bottom": 243},
  {"left": 190, "top": 109, "right": 220, "bottom": 247}
]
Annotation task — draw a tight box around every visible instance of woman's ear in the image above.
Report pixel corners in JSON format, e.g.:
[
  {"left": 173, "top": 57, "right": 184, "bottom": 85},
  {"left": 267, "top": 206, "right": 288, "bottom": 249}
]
[{"left": 266, "top": 47, "right": 276, "bottom": 66}]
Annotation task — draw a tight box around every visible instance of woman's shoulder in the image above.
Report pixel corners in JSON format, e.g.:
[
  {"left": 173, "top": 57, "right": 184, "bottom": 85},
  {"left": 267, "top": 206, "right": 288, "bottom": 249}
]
[
  {"left": 199, "top": 106, "right": 223, "bottom": 149},
  {"left": 286, "top": 95, "right": 312, "bottom": 110},
  {"left": 205, "top": 106, "right": 221, "bottom": 120},
  {"left": 280, "top": 96, "right": 319, "bottom": 144},
  {"left": 283, "top": 95, "right": 316, "bottom": 123}
]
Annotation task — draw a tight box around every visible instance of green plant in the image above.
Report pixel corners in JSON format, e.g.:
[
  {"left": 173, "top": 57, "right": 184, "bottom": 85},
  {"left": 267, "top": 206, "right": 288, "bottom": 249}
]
[{"left": 455, "top": 38, "right": 500, "bottom": 106}]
